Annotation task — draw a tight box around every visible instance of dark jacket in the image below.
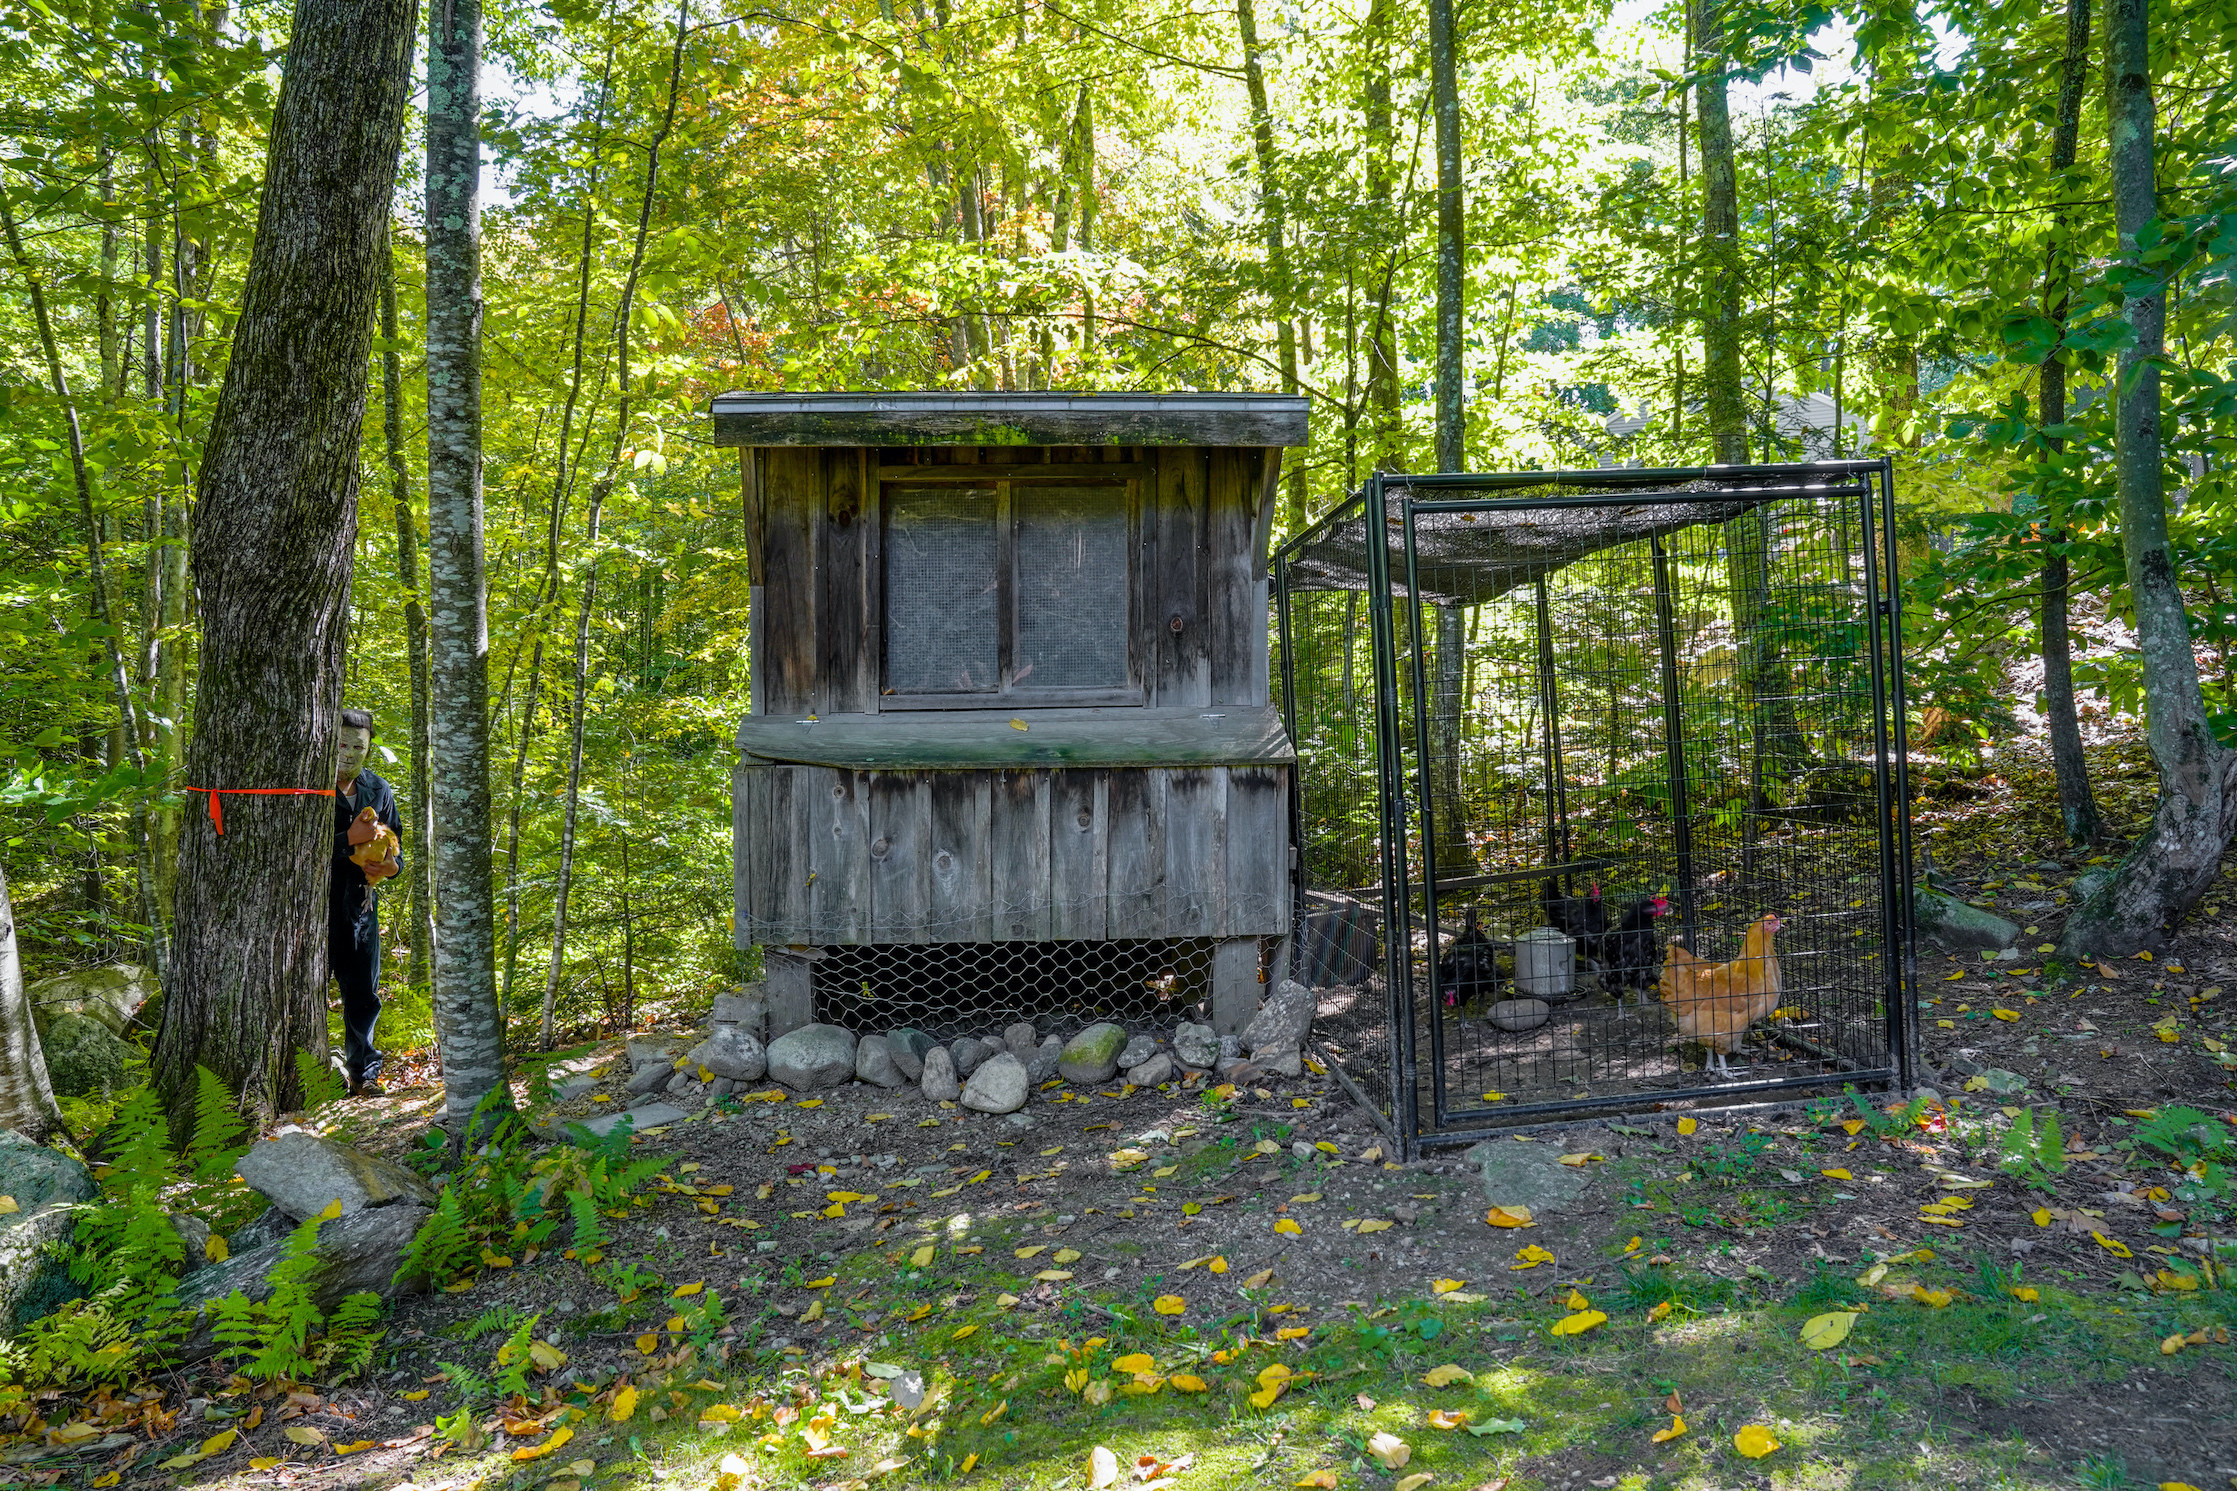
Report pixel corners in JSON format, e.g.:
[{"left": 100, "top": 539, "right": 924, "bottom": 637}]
[{"left": 331, "top": 766, "right": 403, "bottom": 935}]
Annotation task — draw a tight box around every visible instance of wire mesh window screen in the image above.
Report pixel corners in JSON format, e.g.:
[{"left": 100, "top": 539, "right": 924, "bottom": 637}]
[
  {"left": 1277, "top": 464, "right": 1913, "bottom": 1149},
  {"left": 1013, "top": 484, "right": 1131, "bottom": 690},
  {"left": 885, "top": 485, "right": 999, "bottom": 694}
]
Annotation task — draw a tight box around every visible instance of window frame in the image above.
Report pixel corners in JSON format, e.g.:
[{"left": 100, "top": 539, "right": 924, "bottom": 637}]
[{"left": 873, "top": 465, "right": 1150, "bottom": 711}]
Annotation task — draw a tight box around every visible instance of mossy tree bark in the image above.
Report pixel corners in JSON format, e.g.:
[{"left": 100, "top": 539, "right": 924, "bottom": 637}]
[
  {"left": 0, "top": 862, "right": 63, "bottom": 1144},
  {"left": 2059, "top": 0, "right": 2237, "bottom": 957},
  {"left": 153, "top": 0, "right": 418, "bottom": 1137}
]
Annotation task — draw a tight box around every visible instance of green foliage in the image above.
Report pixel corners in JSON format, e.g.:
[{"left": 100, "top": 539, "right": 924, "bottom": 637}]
[
  {"left": 187, "top": 1064, "right": 248, "bottom": 1177},
  {"left": 2129, "top": 1106, "right": 2234, "bottom": 1167},
  {"left": 1696, "top": 1132, "right": 1772, "bottom": 1184},
  {"left": 1998, "top": 1108, "right": 2068, "bottom": 1191},
  {"left": 293, "top": 1050, "right": 347, "bottom": 1112},
  {"left": 396, "top": 1187, "right": 475, "bottom": 1287},
  {"left": 450, "top": 1303, "right": 535, "bottom": 1342},
  {"left": 436, "top": 1359, "right": 496, "bottom": 1411},
  {"left": 491, "top": 1314, "right": 540, "bottom": 1401},
  {"left": 0, "top": 1302, "right": 146, "bottom": 1390},
  {"left": 565, "top": 1185, "right": 609, "bottom": 1256},
  {"left": 69, "top": 1088, "right": 187, "bottom": 1319}
]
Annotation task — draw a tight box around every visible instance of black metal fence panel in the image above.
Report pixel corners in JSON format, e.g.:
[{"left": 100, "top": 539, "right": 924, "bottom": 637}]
[{"left": 1276, "top": 462, "right": 1917, "bottom": 1155}]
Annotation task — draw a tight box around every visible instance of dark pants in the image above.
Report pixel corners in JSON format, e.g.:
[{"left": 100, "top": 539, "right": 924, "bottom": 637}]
[{"left": 330, "top": 909, "right": 384, "bottom": 1084}]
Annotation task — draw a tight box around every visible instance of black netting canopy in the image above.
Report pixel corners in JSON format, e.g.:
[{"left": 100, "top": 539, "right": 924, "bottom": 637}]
[{"left": 1284, "top": 484, "right": 1775, "bottom": 607}]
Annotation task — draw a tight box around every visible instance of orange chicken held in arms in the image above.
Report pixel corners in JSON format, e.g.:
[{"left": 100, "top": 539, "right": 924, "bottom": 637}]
[{"left": 1657, "top": 912, "right": 1783, "bottom": 1078}]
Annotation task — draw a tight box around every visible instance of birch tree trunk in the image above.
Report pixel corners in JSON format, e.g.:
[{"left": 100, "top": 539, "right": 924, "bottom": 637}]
[
  {"left": 2060, "top": 0, "right": 2237, "bottom": 956},
  {"left": 1691, "top": 0, "right": 1746, "bottom": 464},
  {"left": 545, "top": 0, "right": 690, "bottom": 1047},
  {"left": 382, "top": 254, "right": 437, "bottom": 991},
  {"left": 0, "top": 862, "right": 63, "bottom": 1145},
  {"left": 426, "top": 0, "right": 509, "bottom": 1131},
  {"left": 1426, "top": 0, "right": 1464, "bottom": 473},
  {"left": 2037, "top": 0, "right": 2102, "bottom": 845},
  {"left": 151, "top": 0, "right": 417, "bottom": 1137}
]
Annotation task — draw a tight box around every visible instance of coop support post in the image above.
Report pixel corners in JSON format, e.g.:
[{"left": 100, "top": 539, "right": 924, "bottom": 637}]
[
  {"left": 1362, "top": 475, "right": 1420, "bottom": 1157},
  {"left": 765, "top": 947, "right": 815, "bottom": 1037},
  {"left": 1211, "top": 936, "right": 1262, "bottom": 1036},
  {"left": 1534, "top": 575, "right": 1573, "bottom": 873},
  {"left": 1649, "top": 535, "right": 1699, "bottom": 947}
]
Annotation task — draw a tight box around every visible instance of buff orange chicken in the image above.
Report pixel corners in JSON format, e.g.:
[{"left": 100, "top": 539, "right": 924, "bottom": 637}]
[{"left": 1657, "top": 912, "right": 1782, "bottom": 1077}]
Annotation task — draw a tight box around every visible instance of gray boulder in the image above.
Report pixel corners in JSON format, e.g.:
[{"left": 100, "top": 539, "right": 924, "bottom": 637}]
[
  {"left": 40, "top": 1012, "right": 131, "bottom": 1098},
  {"left": 1259, "top": 1047, "right": 1304, "bottom": 1078},
  {"left": 688, "top": 1024, "right": 767, "bottom": 1082},
  {"left": 579, "top": 1101, "right": 688, "bottom": 1137},
  {"left": 1003, "top": 1022, "right": 1039, "bottom": 1061},
  {"left": 1242, "top": 979, "right": 1316, "bottom": 1056},
  {"left": 1027, "top": 1036, "right": 1063, "bottom": 1083},
  {"left": 170, "top": 1212, "right": 212, "bottom": 1275},
  {"left": 172, "top": 1202, "right": 432, "bottom": 1361},
  {"left": 226, "top": 1205, "right": 295, "bottom": 1254},
  {"left": 1489, "top": 998, "right": 1551, "bottom": 1032},
  {"left": 950, "top": 1037, "right": 991, "bottom": 1079},
  {"left": 855, "top": 1035, "right": 906, "bottom": 1088},
  {"left": 887, "top": 1028, "right": 936, "bottom": 1080},
  {"left": 1918, "top": 886, "right": 2021, "bottom": 952},
  {"left": 26, "top": 964, "right": 152, "bottom": 1039},
  {"left": 767, "top": 1024, "right": 859, "bottom": 1090},
  {"left": 1119, "top": 1033, "right": 1158, "bottom": 1069},
  {"left": 0, "top": 1130, "right": 96, "bottom": 1330},
  {"left": 1124, "top": 1053, "right": 1174, "bottom": 1088},
  {"left": 709, "top": 988, "right": 769, "bottom": 1042},
  {"left": 920, "top": 1046, "right": 960, "bottom": 1102},
  {"left": 234, "top": 1131, "right": 437, "bottom": 1221},
  {"left": 1058, "top": 1022, "right": 1128, "bottom": 1084},
  {"left": 627, "top": 1062, "right": 674, "bottom": 1096},
  {"left": 626, "top": 1034, "right": 688, "bottom": 1069},
  {"left": 960, "top": 1053, "right": 1029, "bottom": 1115},
  {"left": 1173, "top": 1021, "right": 1220, "bottom": 1069}
]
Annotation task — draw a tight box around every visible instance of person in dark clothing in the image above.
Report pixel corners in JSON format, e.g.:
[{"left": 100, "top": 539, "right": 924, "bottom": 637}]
[{"left": 331, "top": 707, "right": 402, "bottom": 1096}]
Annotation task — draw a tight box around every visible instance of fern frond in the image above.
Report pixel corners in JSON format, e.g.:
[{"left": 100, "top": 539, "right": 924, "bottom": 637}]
[{"left": 188, "top": 1065, "right": 249, "bottom": 1176}]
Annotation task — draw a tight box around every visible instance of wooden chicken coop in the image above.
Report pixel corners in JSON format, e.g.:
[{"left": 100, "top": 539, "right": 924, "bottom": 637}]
[{"left": 711, "top": 391, "right": 1310, "bottom": 1040}]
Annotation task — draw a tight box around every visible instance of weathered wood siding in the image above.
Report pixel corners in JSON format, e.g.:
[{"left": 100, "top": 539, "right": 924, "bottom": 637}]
[
  {"left": 747, "top": 445, "right": 1271, "bottom": 715},
  {"left": 736, "top": 763, "right": 1290, "bottom": 946}
]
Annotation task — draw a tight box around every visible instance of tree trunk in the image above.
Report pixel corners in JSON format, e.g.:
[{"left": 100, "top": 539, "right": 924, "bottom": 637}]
[
  {"left": 426, "top": 0, "right": 509, "bottom": 1132},
  {"left": 0, "top": 861, "right": 63, "bottom": 1145},
  {"left": 1236, "top": 0, "right": 1306, "bottom": 525},
  {"left": 2059, "top": 0, "right": 2237, "bottom": 957},
  {"left": 545, "top": 0, "right": 689, "bottom": 1048},
  {"left": 1077, "top": 85, "right": 1097, "bottom": 349},
  {"left": 151, "top": 0, "right": 418, "bottom": 1137},
  {"left": 1361, "top": 0, "right": 1402, "bottom": 473},
  {"left": 1691, "top": 0, "right": 1745, "bottom": 464},
  {"left": 381, "top": 253, "right": 436, "bottom": 992},
  {"left": 2037, "top": 0, "right": 2102, "bottom": 845},
  {"left": 1427, "top": 0, "right": 1464, "bottom": 472}
]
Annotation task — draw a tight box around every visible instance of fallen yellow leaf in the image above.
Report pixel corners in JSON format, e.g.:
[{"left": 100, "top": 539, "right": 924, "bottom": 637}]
[
  {"left": 1422, "top": 1364, "right": 1473, "bottom": 1387},
  {"left": 1676, "top": 1117, "right": 1698, "bottom": 1135},
  {"left": 1426, "top": 1408, "right": 1468, "bottom": 1430},
  {"left": 1090, "top": 1445, "right": 1121, "bottom": 1489},
  {"left": 1294, "top": 1473, "right": 1338, "bottom": 1489},
  {"left": 1800, "top": 1311, "right": 1857, "bottom": 1350},
  {"left": 1395, "top": 1475, "right": 1433, "bottom": 1491},
  {"left": 1483, "top": 1204, "right": 1534, "bottom": 1229},
  {"left": 1244, "top": 1268, "right": 1275, "bottom": 1288},
  {"left": 673, "top": 1281, "right": 703, "bottom": 1297},
  {"left": 2091, "top": 1231, "right": 2133, "bottom": 1258},
  {"left": 610, "top": 1384, "right": 639, "bottom": 1422},
  {"left": 1035, "top": 1269, "right": 1074, "bottom": 1282},
  {"left": 1153, "top": 1294, "right": 1186, "bottom": 1315},
  {"left": 1169, "top": 1374, "right": 1208, "bottom": 1393},
  {"left": 510, "top": 1427, "right": 573, "bottom": 1463},
  {"left": 952, "top": 1324, "right": 979, "bottom": 1340},
  {"left": 1550, "top": 1310, "right": 1607, "bottom": 1336},
  {"left": 1510, "top": 1244, "right": 1555, "bottom": 1269},
  {"left": 1366, "top": 1431, "right": 1411, "bottom": 1469},
  {"left": 1274, "top": 1218, "right": 1303, "bottom": 1236},
  {"left": 1431, "top": 1278, "right": 1466, "bottom": 1294},
  {"left": 1733, "top": 1425, "right": 1780, "bottom": 1458},
  {"left": 1652, "top": 1414, "right": 1687, "bottom": 1443},
  {"left": 1112, "top": 1353, "right": 1156, "bottom": 1374},
  {"left": 1820, "top": 1168, "right": 1852, "bottom": 1180},
  {"left": 402, "top": 1389, "right": 429, "bottom": 1401}
]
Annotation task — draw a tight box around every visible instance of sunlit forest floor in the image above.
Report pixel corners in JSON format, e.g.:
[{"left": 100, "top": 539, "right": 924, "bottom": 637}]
[{"left": 29, "top": 727, "right": 2237, "bottom": 1491}]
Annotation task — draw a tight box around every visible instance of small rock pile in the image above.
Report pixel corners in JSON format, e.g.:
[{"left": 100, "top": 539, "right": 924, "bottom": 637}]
[{"left": 593, "top": 978, "right": 1326, "bottom": 1122}]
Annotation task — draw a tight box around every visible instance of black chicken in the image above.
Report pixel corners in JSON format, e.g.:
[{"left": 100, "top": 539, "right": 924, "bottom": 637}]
[
  {"left": 1540, "top": 878, "right": 1608, "bottom": 957},
  {"left": 1435, "top": 907, "right": 1502, "bottom": 1012},
  {"left": 1599, "top": 892, "right": 1672, "bottom": 994}
]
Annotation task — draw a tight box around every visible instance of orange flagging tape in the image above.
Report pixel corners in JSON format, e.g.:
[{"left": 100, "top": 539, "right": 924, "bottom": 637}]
[{"left": 183, "top": 786, "right": 336, "bottom": 834}]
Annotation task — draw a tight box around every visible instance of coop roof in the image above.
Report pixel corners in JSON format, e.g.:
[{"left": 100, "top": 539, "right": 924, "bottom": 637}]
[
  {"left": 1279, "top": 467, "right": 1877, "bottom": 606},
  {"left": 708, "top": 391, "right": 1310, "bottom": 449},
  {"left": 736, "top": 706, "right": 1295, "bottom": 771}
]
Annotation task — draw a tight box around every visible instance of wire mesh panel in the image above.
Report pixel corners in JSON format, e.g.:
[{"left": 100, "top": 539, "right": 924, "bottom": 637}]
[
  {"left": 1276, "top": 462, "right": 1916, "bottom": 1153},
  {"left": 810, "top": 937, "right": 1221, "bottom": 1040}
]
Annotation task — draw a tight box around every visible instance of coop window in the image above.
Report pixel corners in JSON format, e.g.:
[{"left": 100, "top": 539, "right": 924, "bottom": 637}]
[{"left": 881, "top": 478, "right": 1137, "bottom": 705}]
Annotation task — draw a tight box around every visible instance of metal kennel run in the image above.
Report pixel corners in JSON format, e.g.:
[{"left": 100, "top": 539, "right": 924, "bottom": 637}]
[{"left": 1274, "top": 461, "right": 1920, "bottom": 1156}]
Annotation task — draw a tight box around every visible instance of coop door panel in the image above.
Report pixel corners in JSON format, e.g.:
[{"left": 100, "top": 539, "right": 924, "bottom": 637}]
[
  {"left": 1012, "top": 484, "right": 1131, "bottom": 690},
  {"left": 884, "top": 485, "right": 999, "bottom": 694}
]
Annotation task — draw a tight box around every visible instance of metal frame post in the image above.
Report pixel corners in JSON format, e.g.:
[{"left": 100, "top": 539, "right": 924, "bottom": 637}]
[
  {"left": 1534, "top": 575, "right": 1574, "bottom": 877},
  {"left": 1649, "top": 534, "right": 1699, "bottom": 949},
  {"left": 1857, "top": 464, "right": 1910, "bottom": 1089},
  {"left": 1400, "top": 496, "right": 1453, "bottom": 1132},
  {"left": 1361, "top": 475, "right": 1420, "bottom": 1156}
]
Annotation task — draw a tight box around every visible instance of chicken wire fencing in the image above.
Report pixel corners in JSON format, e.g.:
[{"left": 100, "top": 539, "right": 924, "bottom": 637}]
[
  {"left": 802, "top": 935, "right": 1231, "bottom": 1040},
  {"left": 1275, "top": 461, "right": 1920, "bottom": 1155}
]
